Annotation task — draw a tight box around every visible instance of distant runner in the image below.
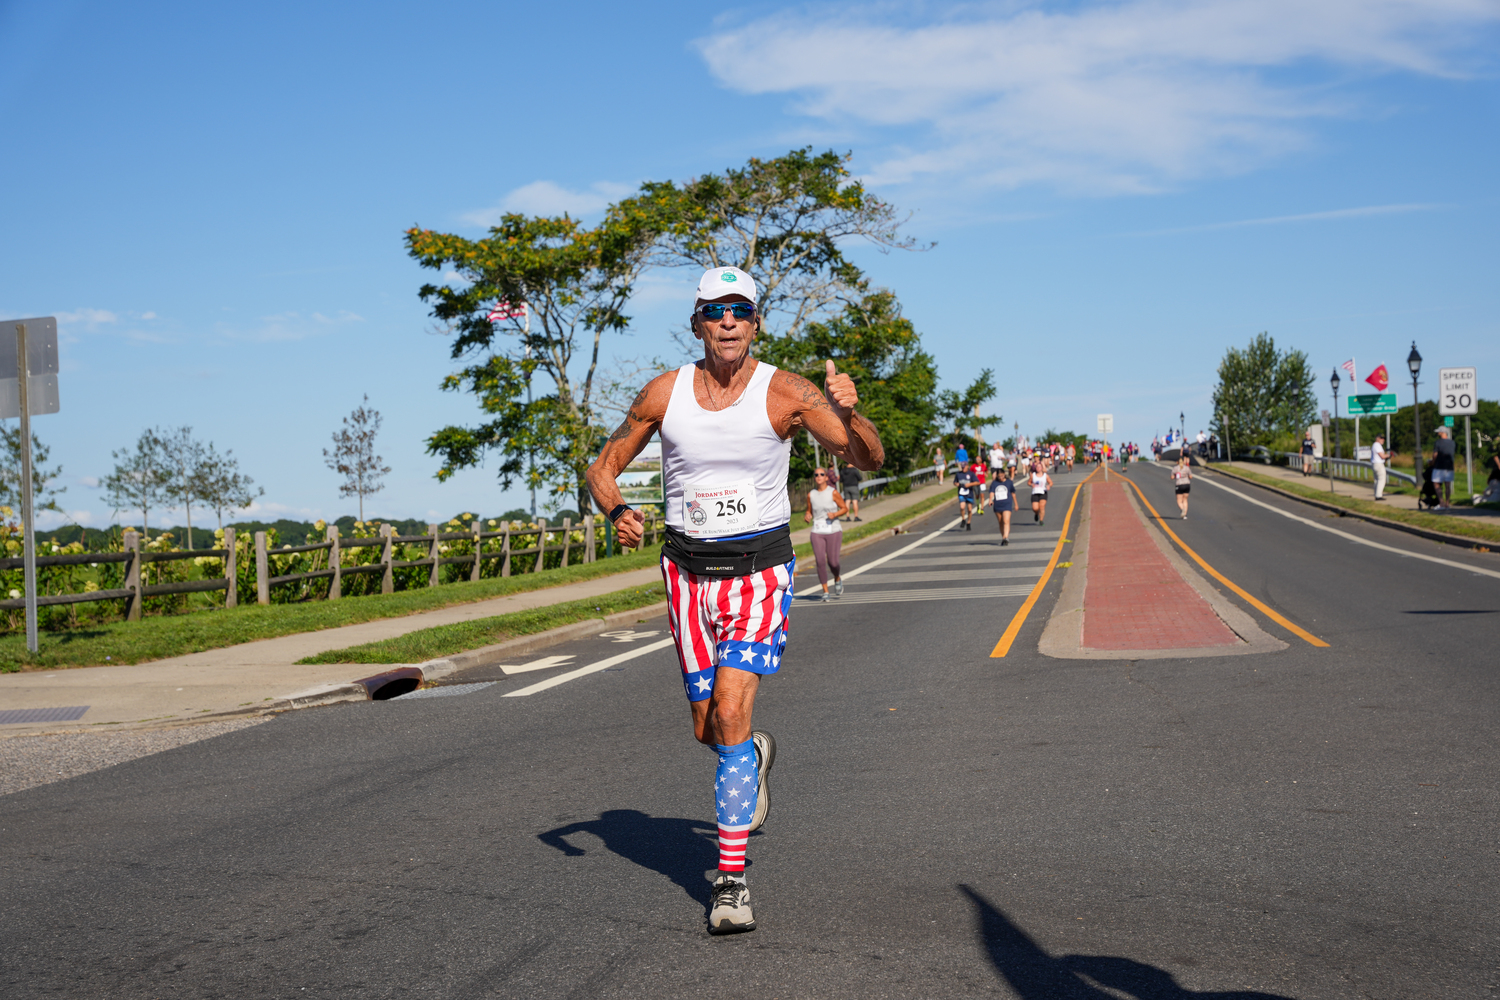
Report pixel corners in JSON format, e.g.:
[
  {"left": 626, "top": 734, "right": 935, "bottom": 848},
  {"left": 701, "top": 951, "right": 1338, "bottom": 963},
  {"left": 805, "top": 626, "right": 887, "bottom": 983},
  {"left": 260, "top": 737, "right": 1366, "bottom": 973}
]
[
  {"left": 990, "top": 465, "right": 1015, "bottom": 545},
  {"left": 804, "top": 468, "right": 848, "bottom": 600},
  {"left": 1171, "top": 453, "right": 1192, "bottom": 519},
  {"left": 1028, "top": 462, "right": 1054, "bottom": 525},
  {"left": 955, "top": 464, "right": 978, "bottom": 530},
  {"left": 586, "top": 266, "right": 885, "bottom": 935}
]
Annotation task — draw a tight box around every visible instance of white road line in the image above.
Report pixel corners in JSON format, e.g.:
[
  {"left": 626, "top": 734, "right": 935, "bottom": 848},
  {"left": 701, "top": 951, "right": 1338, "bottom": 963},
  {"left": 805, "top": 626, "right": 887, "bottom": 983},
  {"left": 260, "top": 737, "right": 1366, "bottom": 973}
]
[
  {"left": 1187, "top": 469, "right": 1500, "bottom": 582},
  {"left": 504, "top": 638, "right": 677, "bottom": 697},
  {"left": 839, "top": 517, "right": 963, "bottom": 580}
]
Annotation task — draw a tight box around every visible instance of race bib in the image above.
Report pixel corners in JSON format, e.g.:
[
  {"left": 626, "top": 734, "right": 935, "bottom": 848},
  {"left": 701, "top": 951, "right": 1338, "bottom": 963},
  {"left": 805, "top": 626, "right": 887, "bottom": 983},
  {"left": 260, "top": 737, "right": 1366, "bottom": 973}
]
[
  {"left": 993, "top": 485, "right": 1008, "bottom": 500},
  {"left": 683, "top": 481, "right": 759, "bottom": 538}
]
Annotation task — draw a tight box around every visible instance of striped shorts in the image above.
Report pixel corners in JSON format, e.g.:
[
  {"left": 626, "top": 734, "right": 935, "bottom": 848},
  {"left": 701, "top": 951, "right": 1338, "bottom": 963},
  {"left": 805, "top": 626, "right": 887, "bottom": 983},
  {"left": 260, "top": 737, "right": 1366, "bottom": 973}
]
[{"left": 660, "top": 555, "right": 796, "bottom": 702}]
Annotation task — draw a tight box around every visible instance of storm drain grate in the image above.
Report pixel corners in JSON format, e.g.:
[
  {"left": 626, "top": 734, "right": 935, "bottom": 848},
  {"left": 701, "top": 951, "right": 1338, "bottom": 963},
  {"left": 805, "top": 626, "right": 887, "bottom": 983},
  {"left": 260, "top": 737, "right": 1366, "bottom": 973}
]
[
  {"left": 392, "top": 682, "right": 496, "bottom": 701},
  {"left": 0, "top": 706, "right": 90, "bottom": 725}
]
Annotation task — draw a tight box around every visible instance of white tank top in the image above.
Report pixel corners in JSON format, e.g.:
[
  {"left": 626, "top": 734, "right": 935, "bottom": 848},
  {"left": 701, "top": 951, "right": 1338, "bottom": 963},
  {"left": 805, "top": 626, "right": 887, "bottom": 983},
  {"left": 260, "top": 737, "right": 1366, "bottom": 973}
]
[
  {"left": 1031, "top": 471, "right": 1048, "bottom": 491},
  {"left": 807, "top": 486, "right": 843, "bottom": 534},
  {"left": 661, "top": 361, "right": 791, "bottom": 537}
]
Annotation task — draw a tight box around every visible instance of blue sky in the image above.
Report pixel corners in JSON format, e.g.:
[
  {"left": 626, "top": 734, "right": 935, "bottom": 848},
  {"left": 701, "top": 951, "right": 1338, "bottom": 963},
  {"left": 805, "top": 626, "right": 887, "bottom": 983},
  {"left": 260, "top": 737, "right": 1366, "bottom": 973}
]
[{"left": 2, "top": 0, "right": 1496, "bottom": 530}]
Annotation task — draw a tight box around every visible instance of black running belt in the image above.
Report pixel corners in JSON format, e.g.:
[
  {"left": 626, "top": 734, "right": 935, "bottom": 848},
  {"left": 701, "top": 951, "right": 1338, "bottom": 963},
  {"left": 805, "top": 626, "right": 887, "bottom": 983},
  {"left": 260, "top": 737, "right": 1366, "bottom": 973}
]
[{"left": 662, "top": 524, "right": 795, "bottom": 578}]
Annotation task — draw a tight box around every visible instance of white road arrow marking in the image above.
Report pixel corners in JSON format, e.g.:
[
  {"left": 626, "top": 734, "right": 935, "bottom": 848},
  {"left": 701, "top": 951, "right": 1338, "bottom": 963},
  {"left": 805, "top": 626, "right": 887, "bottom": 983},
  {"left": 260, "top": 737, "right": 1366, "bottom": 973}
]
[{"left": 495, "top": 654, "right": 577, "bottom": 675}]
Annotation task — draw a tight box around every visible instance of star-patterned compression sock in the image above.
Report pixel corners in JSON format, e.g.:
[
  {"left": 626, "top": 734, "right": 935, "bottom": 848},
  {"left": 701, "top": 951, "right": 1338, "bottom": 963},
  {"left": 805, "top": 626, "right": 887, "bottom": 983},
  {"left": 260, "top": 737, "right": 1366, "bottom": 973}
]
[{"left": 714, "top": 738, "right": 758, "bottom": 872}]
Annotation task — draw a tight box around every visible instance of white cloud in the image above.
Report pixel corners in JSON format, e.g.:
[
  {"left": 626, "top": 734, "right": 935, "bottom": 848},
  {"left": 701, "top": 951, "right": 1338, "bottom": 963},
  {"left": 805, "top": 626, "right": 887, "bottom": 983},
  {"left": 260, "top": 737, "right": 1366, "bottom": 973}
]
[
  {"left": 697, "top": 0, "right": 1500, "bottom": 193},
  {"left": 222, "top": 310, "right": 364, "bottom": 343},
  {"left": 1132, "top": 201, "right": 1443, "bottom": 235},
  {"left": 242, "top": 500, "right": 324, "bottom": 520},
  {"left": 460, "top": 180, "right": 637, "bottom": 227},
  {"left": 56, "top": 308, "right": 119, "bottom": 330},
  {"left": 140, "top": 311, "right": 157, "bottom": 320},
  {"left": 35, "top": 509, "right": 96, "bottom": 530},
  {"left": 78, "top": 475, "right": 100, "bottom": 488}
]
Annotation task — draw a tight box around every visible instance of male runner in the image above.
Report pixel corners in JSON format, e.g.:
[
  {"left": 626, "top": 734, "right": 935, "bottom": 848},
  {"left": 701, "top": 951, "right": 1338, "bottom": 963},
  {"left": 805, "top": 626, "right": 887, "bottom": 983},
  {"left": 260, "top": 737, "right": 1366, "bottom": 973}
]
[
  {"left": 585, "top": 266, "right": 884, "bottom": 935},
  {"left": 954, "top": 464, "right": 977, "bottom": 529}
]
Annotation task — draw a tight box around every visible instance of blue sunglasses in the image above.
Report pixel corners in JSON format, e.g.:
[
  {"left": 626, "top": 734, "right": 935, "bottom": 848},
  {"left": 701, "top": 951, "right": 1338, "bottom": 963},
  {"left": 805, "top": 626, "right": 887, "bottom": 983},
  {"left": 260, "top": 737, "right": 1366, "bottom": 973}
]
[{"left": 697, "top": 302, "right": 756, "bottom": 321}]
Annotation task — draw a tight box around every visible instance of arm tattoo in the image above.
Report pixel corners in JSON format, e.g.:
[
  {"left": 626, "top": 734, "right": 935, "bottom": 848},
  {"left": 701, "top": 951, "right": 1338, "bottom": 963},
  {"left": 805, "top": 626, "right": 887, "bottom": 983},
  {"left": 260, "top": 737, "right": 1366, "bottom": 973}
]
[
  {"left": 605, "top": 384, "right": 657, "bottom": 446},
  {"left": 777, "top": 370, "right": 833, "bottom": 415}
]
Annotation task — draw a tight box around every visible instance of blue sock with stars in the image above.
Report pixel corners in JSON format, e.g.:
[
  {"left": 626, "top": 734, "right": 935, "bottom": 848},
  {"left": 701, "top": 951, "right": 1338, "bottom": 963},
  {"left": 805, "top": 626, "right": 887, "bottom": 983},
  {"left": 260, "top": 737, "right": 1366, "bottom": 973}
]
[{"left": 713, "top": 738, "right": 758, "bottom": 874}]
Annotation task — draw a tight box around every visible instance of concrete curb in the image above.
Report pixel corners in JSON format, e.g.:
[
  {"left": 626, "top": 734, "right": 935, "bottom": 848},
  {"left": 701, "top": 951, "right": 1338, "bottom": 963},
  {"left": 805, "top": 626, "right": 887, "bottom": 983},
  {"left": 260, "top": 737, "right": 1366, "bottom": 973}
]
[{"left": 1210, "top": 466, "right": 1498, "bottom": 552}]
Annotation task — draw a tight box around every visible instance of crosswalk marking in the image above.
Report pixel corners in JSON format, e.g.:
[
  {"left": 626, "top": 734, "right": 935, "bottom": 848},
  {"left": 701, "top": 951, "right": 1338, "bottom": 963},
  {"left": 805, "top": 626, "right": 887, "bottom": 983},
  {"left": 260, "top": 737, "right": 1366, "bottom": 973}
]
[
  {"left": 851, "top": 566, "right": 1055, "bottom": 585},
  {"left": 890, "top": 553, "right": 1053, "bottom": 569},
  {"left": 798, "top": 584, "right": 1037, "bottom": 605}
]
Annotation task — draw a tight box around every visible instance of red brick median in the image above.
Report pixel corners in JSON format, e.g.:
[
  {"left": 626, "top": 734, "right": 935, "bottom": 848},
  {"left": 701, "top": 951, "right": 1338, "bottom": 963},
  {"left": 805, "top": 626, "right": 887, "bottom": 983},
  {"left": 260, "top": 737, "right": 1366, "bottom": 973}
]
[{"left": 1082, "top": 482, "right": 1238, "bottom": 650}]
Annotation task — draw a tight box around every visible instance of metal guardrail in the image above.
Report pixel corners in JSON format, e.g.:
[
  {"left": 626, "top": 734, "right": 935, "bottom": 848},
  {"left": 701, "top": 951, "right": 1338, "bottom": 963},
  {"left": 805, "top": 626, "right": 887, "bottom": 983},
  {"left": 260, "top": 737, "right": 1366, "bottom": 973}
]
[
  {"left": 857, "top": 462, "right": 953, "bottom": 499},
  {"left": 1274, "top": 452, "right": 1418, "bottom": 486}
]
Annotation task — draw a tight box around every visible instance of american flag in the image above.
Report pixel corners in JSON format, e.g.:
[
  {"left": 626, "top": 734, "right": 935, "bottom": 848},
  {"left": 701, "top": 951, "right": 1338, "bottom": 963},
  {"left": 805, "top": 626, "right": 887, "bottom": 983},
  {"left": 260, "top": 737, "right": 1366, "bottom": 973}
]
[
  {"left": 686, "top": 498, "right": 702, "bottom": 514},
  {"left": 1341, "top": 358, "right": 1356, "bottom": 381},
  {"left": 487, "top": 301, "right": 527, "bottom": 323}
]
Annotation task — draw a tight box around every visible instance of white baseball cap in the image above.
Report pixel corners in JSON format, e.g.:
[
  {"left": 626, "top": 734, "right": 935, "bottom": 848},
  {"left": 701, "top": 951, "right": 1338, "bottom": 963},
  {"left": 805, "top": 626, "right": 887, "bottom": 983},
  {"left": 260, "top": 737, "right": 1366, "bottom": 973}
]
[{"left": 695, "top": 266, "right": 757, "bottom": 304}]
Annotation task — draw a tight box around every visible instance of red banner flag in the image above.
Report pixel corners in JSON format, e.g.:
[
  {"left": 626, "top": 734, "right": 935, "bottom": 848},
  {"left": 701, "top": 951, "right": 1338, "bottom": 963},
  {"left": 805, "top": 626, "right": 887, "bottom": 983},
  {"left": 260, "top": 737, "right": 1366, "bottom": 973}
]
[
  {"left": 487, "top": 301, "right": 527, "bottom": 323},
  {"left": 1365, "top": 364, "right": 1389, "bottom": 391}
]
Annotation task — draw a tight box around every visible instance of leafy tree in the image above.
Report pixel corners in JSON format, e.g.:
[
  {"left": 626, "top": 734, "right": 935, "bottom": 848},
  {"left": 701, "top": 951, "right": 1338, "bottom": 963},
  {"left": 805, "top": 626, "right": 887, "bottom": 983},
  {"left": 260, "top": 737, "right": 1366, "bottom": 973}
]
[
  {"left": 103, "top": 429, "right": 173, "bottom": 540},
  {"left": 406, "top": 212, "right": 650, "bottom": 517},
  {"left": 1212, "top": 332, "right": 1317, "bottom": 453},
  {"left": 0, "top": 421, "right": 64, "bottom": 515},
  {"left": 757, "top": 290, "right": 938, "bottom": 480},
  {"left": 1039, "top": 428, "right": 1091, "bottom": 449},
  {"left": 612, "top": 148, "right": 925, "bottom": 340},
  {"left": 938, "top": 370, "right": 1003, "bottom": 458},
  {"left": 195, "top": 442, "right": 263, "bottom": 532},
  {"left": 323, "top": 395, "right": 391, "bottom": 522},
  {"left": 158, "top": 426, "right": 206, "bottom": 549}
]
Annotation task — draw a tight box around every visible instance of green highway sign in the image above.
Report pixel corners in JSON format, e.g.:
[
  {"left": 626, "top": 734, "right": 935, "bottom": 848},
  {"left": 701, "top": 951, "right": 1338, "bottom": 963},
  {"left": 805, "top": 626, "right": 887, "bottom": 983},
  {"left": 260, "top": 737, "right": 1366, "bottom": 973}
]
[{"left": 1346, "top": 392, "right": 1398, "bottom": 416}]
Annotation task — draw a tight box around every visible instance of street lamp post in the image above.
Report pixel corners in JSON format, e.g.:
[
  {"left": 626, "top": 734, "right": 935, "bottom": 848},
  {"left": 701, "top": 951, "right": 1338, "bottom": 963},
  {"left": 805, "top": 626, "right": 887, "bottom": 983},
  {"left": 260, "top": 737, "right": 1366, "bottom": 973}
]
[
  {"left": 1408, "top": 342, "right": 1423, "bottom": 483},
  {"left": 1330, "top": 369, "right": 1342, "bottom": 494}
]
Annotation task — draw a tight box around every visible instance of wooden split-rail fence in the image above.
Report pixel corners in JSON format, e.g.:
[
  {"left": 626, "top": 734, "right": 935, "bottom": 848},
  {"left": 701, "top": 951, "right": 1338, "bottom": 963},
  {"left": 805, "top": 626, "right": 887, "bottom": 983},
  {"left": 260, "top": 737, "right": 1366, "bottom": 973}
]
[{"left": 0, "top": 515, "right": 668, "bottom": 620}]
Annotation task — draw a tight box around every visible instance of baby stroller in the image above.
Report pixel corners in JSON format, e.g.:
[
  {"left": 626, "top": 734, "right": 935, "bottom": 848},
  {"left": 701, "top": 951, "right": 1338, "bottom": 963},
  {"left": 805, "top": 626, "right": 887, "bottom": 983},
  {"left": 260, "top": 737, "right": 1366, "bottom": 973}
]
[{"left": 1418, "top": 464, "right": 1441, "bottom": 510}]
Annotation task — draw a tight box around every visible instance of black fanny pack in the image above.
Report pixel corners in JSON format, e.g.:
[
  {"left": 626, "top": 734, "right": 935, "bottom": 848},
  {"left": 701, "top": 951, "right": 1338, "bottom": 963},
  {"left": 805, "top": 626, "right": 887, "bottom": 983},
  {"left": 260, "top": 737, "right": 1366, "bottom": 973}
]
[{"left": 662, "top": 524, "right": 794, "bottom": 578}]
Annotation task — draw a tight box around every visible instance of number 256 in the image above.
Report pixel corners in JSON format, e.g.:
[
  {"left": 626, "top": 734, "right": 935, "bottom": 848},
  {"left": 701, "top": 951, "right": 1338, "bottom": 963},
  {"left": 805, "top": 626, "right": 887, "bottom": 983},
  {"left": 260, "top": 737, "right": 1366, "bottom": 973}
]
[{"left": 714, "top": 498, "right": 747, "bottom": 515}]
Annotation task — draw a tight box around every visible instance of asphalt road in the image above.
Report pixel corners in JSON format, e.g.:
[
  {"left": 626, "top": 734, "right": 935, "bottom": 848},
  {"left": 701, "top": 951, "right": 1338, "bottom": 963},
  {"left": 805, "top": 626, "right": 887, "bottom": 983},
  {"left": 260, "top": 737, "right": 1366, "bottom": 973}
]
[{"left": 3, "top": 464, "right": 1498, "bottom": 999}]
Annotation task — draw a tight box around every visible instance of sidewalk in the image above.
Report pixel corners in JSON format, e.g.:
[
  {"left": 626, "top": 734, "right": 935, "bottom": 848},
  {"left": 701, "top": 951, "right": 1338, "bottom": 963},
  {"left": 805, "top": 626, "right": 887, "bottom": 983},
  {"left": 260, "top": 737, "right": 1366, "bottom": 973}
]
[
  {"left": 0, "top": 479, "right": 953, "bottom": 736},
  {"left": 1216, "top": 460, "right": 1498, "bottom": 518}
]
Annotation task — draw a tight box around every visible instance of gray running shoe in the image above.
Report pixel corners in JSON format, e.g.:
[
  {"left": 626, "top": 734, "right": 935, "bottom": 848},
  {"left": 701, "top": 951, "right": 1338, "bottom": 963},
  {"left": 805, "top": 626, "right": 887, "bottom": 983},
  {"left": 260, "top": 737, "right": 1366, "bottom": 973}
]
[
  {"left": 833, "top": 580, "right": 844, "bottom": 597},
  {"left": 749, "top": 730, "right": 776, "bottom": 832},
  {"left": 708, "top": 874, "right": 756, "bottom": 934}
]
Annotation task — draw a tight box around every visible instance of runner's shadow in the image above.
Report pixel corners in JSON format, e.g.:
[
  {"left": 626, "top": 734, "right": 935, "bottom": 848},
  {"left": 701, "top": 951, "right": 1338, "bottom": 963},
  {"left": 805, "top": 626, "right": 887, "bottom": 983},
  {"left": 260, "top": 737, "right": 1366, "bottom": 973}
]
[
  {"left": 960, "top": 885, "right": 1297, "bottom": 999},
  {"left": 538, "top": 810, "right": 719, "bottom": 904}
]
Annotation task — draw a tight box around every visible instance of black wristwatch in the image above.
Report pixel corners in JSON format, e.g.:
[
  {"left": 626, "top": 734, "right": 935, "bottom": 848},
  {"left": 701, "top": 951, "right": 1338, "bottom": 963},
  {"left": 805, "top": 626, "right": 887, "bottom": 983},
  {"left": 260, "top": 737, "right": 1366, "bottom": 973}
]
[{"left": 608, "top": 504, "right": 633, "bottom": 524}]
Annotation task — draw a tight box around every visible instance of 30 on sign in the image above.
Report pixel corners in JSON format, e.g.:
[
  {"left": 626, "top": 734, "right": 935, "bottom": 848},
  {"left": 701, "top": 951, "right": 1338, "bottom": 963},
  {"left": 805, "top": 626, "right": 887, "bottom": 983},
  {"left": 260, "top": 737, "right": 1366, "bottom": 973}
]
[{"left": 1438, "top": 367, "right": 1478, "bottom": 416}]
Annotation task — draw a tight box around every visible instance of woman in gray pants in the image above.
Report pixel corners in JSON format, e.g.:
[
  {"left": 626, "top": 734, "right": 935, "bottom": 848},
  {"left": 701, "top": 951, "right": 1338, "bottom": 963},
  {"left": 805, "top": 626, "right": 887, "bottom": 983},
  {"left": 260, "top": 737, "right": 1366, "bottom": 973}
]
[{"left": 805, "top": 468, "right": 850, "bottom": 601}]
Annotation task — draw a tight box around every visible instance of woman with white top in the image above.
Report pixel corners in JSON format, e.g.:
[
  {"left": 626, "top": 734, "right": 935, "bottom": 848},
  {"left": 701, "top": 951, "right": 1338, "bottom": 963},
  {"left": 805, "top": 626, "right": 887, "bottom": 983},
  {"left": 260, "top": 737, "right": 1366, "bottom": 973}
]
[
  {"left": 805, "top": 468, "right": 849, "bottom": 600},
  {"left": 1028, "top": 462, "right": 1053, "bottom": 525},
  {"left": 1171, "top": 453, "right": 1192, "bottom": 519}
]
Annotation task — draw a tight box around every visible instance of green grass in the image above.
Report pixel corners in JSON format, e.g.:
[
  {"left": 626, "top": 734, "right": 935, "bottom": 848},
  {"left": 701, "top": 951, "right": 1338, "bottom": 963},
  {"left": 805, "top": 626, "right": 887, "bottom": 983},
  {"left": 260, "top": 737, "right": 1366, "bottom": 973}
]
[
  {"left": 305, "top": 488, "right": 958, "bottom": 665},
  {"left": 298, "top": 582, "right": 668, "bottom": 665},
  {"left": 0, "top": 548, "right": 663, "bottom": 671},
  {"left": 1214, "top": 466, "right": 1500, "bottom": 547}
]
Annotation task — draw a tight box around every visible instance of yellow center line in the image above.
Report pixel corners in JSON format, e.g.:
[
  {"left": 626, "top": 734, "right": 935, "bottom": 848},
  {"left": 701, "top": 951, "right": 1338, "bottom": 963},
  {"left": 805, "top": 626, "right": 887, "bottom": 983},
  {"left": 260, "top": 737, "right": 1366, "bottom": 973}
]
[
  {"left": 1115, "top": 469, "right": 1329, "bottom": 648},
  {"left": 990, "top": 466, "right": 1100, "bottom": 658}
]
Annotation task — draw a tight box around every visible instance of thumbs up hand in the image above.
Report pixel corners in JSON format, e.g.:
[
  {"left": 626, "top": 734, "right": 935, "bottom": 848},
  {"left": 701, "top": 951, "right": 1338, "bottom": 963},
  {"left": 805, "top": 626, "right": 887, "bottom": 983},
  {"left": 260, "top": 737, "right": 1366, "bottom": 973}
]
[{"left": 824, "top": 359, "right": 859, "bottom": 418}]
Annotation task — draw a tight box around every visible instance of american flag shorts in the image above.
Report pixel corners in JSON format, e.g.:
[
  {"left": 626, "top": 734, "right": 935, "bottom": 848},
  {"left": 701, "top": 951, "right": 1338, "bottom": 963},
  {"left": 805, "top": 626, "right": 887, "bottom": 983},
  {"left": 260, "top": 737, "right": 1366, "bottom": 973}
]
[{"left": 660, "top": 554, "right": 796, "bottom": 702}]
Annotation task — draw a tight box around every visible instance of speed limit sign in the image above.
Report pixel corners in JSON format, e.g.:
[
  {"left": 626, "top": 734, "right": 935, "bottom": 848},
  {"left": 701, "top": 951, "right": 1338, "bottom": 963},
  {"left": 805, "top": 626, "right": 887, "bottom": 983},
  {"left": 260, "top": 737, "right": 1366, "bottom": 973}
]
[{"left": 1438, "top": 367, "right": 1477, "bottom": 416}]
